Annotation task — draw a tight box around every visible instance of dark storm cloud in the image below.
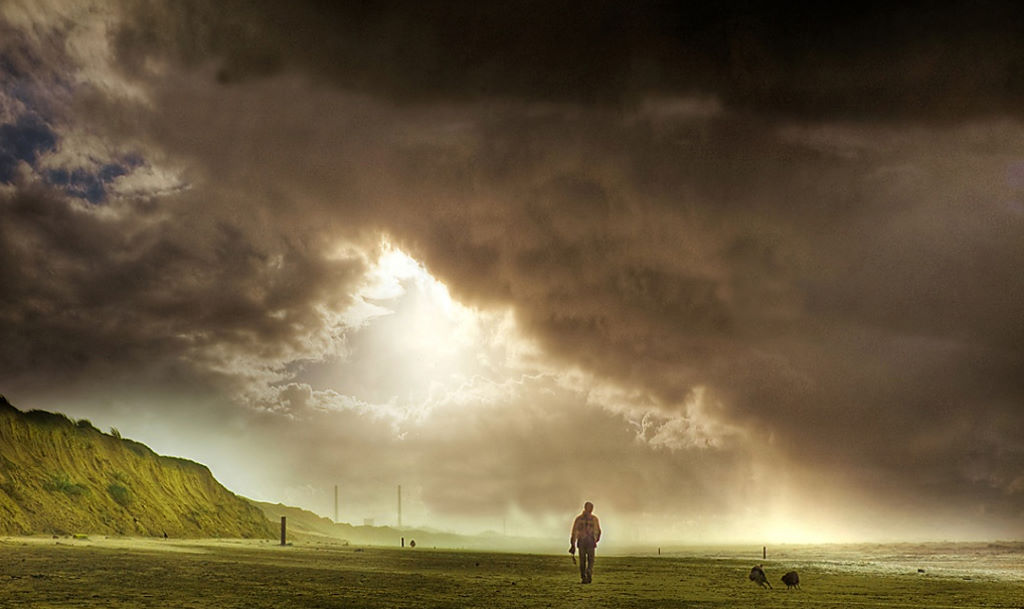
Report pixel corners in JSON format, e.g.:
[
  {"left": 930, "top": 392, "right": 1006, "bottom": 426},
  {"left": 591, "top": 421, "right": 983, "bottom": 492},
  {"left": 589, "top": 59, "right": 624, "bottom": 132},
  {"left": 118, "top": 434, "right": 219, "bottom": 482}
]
[
  {"left": 426, "top": 117, "right": 1024, "bottom": 515},
  {"left": 117, "top": 0, "right": 1024, "bottom": 119},
  {"left": 104, "top": 41, "right": 1023, "bottom": 525},
  {"left": 4, "top": 0, "right": 1024, "bottom": 538},
  {"left": 304, "top": 99, "right": 1022, "bottom": 524},
  {"left": 0, "top": 185, "right": 365, "bottom": 398}
]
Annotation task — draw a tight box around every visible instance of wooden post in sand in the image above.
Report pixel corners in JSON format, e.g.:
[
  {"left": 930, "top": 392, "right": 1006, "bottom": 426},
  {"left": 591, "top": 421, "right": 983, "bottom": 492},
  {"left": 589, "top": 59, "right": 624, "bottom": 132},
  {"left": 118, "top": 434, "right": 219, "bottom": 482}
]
[
  {"left": 281, "top": 516, "right": 287, "bottom": 546},
  {"left": 763, "top": 546, "right": 766, "bottom": 560}
]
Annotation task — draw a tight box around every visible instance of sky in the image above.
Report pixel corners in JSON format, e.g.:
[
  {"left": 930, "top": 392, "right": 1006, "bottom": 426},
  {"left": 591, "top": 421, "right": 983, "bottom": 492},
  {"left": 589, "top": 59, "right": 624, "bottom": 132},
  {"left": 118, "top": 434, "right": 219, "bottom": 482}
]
[{"left": 1, "top": 0, "right": 1023, "bottom": 545}]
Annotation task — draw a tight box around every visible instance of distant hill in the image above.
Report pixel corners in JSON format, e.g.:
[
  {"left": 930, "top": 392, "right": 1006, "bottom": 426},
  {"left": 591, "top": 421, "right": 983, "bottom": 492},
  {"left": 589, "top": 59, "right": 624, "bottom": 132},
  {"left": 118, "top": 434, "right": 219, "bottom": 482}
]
[
  {"left": 249, "top": 499, "right": 562, "bottom": 553},
  {"left": 0, "top": 396, "right": 274, "bottom": 538},
  {"left": 250, "top": 499, "right": 476, "bottom": 547}
]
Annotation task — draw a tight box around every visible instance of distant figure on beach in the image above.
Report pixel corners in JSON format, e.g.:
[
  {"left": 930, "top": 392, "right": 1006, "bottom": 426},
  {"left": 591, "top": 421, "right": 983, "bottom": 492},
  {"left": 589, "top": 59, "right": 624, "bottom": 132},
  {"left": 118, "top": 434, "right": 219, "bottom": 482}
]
[
  {"left": 749, "top": 565, "right": 772, "bottom": 588},
  {"left": 569, "top": 501, "right": 601, "bottom": 584},
  {"left": 781, "top": 570, "right": 800, "bottom": 589}
]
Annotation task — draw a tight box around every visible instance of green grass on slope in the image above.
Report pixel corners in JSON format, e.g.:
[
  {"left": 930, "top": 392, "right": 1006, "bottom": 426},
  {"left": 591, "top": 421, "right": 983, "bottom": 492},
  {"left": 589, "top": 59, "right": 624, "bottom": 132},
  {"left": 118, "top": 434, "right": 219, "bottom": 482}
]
[
  {"left": 0, "top": 396, "right": 273, "bottom": 538},
  {"left": 1, "top": 540, "right": 1022, "bottom": 609}
]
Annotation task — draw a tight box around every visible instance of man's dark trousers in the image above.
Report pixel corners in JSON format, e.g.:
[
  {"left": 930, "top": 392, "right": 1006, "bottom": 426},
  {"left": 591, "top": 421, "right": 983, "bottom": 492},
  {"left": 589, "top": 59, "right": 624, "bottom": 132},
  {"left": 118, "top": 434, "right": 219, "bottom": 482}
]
[{"left": 578, "top": 539, "right": 596, "bottom": 583}]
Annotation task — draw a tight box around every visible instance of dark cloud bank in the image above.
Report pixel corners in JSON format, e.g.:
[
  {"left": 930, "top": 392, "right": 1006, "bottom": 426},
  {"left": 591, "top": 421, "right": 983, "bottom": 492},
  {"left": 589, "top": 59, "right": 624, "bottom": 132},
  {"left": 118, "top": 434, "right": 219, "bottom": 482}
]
[
  {"left": 2, "top": 1, "right": 1023, "bottom": 539},
  {"left": 120, "top": 1, "right": 1024, "bottom": 118}
]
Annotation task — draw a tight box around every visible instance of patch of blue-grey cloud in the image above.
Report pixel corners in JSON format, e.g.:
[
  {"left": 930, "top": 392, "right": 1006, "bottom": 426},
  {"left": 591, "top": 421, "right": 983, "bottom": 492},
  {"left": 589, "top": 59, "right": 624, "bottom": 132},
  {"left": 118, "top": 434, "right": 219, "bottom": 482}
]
[
  {"left": 43, "top": 154, "right": 145, "bottom": 204},
  {"left": 0, "top": 106, "right": 148, "bottom": 204},
  {"left": 0, "top": 114, "right": 57, "bottom": 182}
]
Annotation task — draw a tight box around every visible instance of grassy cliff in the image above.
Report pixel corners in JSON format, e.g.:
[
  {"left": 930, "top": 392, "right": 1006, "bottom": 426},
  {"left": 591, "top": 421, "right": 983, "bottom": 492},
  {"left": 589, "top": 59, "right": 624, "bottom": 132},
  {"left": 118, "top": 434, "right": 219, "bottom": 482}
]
[{"left": 0, "top": 395, "right": 274, "bottom": 538}]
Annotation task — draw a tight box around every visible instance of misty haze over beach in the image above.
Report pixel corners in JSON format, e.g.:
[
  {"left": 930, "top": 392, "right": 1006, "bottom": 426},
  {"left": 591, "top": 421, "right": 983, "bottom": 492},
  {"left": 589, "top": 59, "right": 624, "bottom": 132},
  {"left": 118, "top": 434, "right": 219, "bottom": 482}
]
[{"left": 2, "top": 1, "right": 1024, "bottom": 547}]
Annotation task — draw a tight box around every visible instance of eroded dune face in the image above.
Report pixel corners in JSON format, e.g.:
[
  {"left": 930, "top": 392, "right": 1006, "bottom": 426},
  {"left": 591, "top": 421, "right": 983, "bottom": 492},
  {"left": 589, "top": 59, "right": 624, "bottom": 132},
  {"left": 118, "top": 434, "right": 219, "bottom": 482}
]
[{"left": 0, "top": 398, "right": 274, "bottom": 538}]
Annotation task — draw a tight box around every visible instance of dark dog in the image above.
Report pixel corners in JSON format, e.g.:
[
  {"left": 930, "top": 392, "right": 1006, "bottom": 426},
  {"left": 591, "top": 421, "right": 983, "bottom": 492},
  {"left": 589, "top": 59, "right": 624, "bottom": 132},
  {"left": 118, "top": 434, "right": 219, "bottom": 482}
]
[{"left": 749, "top": 565, "right": 771, "bottom": 589}]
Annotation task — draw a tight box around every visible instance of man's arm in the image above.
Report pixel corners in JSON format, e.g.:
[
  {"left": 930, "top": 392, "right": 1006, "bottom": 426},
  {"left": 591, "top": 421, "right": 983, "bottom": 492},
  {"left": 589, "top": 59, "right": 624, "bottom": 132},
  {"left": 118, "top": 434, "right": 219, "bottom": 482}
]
[
  {"left": 595, "top": 516, "right": 601, "bottom": 543},
  {"left": 569, "top": 516, "right": 579, "bottom": 553}
]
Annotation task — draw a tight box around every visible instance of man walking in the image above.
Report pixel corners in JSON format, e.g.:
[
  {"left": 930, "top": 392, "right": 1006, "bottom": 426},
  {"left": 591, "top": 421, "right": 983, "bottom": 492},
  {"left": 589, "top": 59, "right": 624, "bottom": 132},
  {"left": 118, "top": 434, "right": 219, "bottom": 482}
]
[{"left": 569, "top": 501, "right": 601, "bottom": 584}]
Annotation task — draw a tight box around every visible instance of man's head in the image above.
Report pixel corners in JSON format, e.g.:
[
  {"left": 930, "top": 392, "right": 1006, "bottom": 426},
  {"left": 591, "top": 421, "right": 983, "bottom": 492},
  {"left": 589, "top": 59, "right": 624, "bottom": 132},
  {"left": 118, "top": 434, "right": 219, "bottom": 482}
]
[{"left": 584, "top": 501, "right": 594, "bottom": 514}]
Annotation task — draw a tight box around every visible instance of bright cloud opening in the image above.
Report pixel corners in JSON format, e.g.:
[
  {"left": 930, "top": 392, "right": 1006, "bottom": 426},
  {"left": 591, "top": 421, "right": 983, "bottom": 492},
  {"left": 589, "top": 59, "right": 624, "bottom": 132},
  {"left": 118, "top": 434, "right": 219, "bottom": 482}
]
[{"left": 303, "top": 241, "right": 528, "bottom": 421}]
